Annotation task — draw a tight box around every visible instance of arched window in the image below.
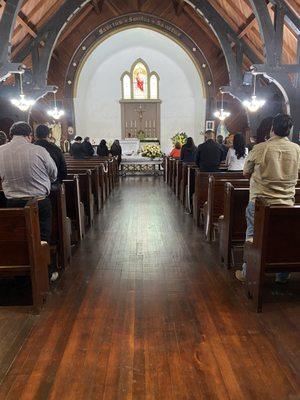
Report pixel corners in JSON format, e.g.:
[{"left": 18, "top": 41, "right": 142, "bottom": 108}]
[
  {"left": 150, "top": 73, "right": 159, "bottom": 99},
  {"left": 133, "top": 62, "right": 148, "bottom": 99},
  {"left": 122, "top": 73, "right": 131, "bottom": 99},
  {"left": 120, "top": 60, "right": 159, "bottom": 100}
]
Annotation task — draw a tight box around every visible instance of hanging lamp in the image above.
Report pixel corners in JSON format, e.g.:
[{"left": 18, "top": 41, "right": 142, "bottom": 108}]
[
  {"left": 47, "top": 90, "right": 65, "bottom": 120},
  {"left": 11, "top": 72, "right": 35, "bottom": 112},
  {"left": 214, "top": 91, "right": 230, "bottom": 121},
  {"left": 243, "top": 74, "right": 265, "bottom": 112}
]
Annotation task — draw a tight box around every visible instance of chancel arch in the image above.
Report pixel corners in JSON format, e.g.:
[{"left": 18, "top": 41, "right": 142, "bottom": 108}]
[{"left": 72, "top": 25, "right": 209, "bottom": 152}]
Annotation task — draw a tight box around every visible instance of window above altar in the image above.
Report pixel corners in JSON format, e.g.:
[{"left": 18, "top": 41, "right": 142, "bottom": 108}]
[{"left": 121, "top": 59, "right": 159, "bottom": 100}]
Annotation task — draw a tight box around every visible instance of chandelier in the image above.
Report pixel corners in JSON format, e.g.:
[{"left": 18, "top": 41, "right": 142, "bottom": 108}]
[
  {"left": 11, "top": 72, "right": 35, "bottom": 112},
  {"left": 214, "top": 91, "right": 230, "bottom": 121},
  {"left": 47, "top": 90, "right": 65, "bottom": 120},
  {"left": 243, "top": 74, "right": 265, "bottom": 112}
]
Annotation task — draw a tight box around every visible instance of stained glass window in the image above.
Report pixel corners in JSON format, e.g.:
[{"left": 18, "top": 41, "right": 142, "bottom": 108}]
[{"left": 133, "top": 62, "right": 148, "bottom": 99}]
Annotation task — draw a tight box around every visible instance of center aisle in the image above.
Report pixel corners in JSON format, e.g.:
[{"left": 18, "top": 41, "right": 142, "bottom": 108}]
[{"left": 0, "top": 177, "right": 299, "bottom": 399}]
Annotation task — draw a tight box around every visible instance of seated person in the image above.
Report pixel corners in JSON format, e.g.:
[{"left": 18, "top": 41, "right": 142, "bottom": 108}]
[
  {"left": 97, "top": 139, "right": 109, "bottom": 157},
  {"left": 180, "top": 137, "right": 197, "bottom": 162},
  {"left": 235, "top": 114, "right": 300, "bottom": 283},
  {"left": 170, "top": 142, "right": 181, "bottom": 158},
  {"left": 70, "top": 136, "right": 86, "bottom": 159},
  {"left": 82, "top": 137, "right": 95, "bottom": 157},
  {"left": 225, "top": 133, "right": 248, "bottom": 171},
  {"left": 217, "top": 134, "right": 228, "bottom": 161},
  {"left": 195, "top": 130, "right": 222, "bottom": 172},
  {"left": 35, "top": 124, "right": 67, "bottom": 184}
]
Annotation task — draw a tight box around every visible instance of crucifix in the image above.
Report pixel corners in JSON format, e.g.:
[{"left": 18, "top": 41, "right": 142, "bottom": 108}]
[{"left": 134, "top": 104, "right": 147, "bottom": 130}]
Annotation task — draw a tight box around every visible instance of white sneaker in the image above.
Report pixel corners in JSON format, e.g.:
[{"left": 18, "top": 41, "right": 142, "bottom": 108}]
[
  {"left": 50, "top": 272, "right": 59, "bottom": 282},
  {"left": 235, "top": 269, "right": 246, "bottom": 282}
]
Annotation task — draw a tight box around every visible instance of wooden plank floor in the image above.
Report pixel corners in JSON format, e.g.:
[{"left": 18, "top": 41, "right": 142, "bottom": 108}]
[{"left": 0, "top": 176, "right": 300, "bottom": 400}]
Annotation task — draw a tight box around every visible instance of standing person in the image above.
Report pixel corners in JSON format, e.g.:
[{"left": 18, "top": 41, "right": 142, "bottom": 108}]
[
  {"left": 97, "top": 139, "right": 109, "bottom": 157},
  {"left": 82, "top": 137, "right": 95, "bottom": 157},
  {"left": 169, "top": 142, "right": 181, "bottom": 158},
  {"left": 0, "top": 122, "right": 59, "bottom": 281},
  {"left": 35, "top": 124, "right": 67, "bottom": 183},
  {"left": 235, "top": 114, "right": 300, "bottom": 283},
  {"left": 217, "top": 134, "right": 228, "bottom": 161},
  {"left": 0, "top": 131, "right": 7, "bottom": 146},
  {"left": 256, "top": 116, "right": 273, "bottom": 144},
  {"left": 70, "top": 136, "right": 86, "bottom": 159},
  {"left": 195, "top": 130, "right": 223, "bottom": 172},
  {"left": 225, "top": 133, "right": 248, "bottom": 171},
  {"left": 180, "top": 137, "right": 197, "bottom": 162},
  {"left": 110, "top": 140, "right": 122, "bottom": 165}
]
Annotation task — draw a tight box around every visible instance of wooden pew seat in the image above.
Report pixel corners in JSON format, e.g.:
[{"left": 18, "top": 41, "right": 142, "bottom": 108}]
[{"left": 0, "top": 201, "right": 50, "bottom": 312}]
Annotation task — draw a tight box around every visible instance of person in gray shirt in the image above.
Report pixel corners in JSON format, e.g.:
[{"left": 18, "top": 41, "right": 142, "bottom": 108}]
[{"left": 0, "top": 122, "right": 59, "bottom": 281}]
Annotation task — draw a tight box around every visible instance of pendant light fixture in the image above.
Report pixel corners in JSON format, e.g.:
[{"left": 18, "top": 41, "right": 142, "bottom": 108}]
[
  {"left": 47, "top": 90, "right": 65, "bottom": 120},
  {"left": 243, "top": 74, "right": 266, "bottom": 112},
  {"left": 214, "top": 91, "right": 230, "bottom": 121},
  {"left": 11, "top": 72, "right": 35, "bottom": 112}
]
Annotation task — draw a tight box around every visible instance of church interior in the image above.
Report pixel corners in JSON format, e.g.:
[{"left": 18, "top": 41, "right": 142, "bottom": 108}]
[{"left": 0, "top": 0, "right": 299, "bottom": 398}]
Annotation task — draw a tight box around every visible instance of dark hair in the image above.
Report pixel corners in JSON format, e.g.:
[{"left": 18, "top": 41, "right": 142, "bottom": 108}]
[
  {"left": 10, "top": 121, "right": 32, "bottom": 137},
  {"left": 175, "top": 141, "right": 181, "bottom": 150},
  {"left": 36, "top": 124, "right": 50, "bottom": 139},
  {"left": 216, "top": 135, "right": 224, "bottom": 144},
  {"left": 185, "top": 137, "right": 196, "bottom": 150},
  {"left": 75, "top": 136, "right": 82, "bottom": 141},
  {"left": 272, "top": 113, "right": 293, "bottom": 137},
  {"left": 233, "top": 133, "right": 246, "bottom": 159},
  {"left": 256, "top": 117, "right": 273, "bottom": 143},
  {"left": 84, "top": 137, "right": 90, "bottom": 142},
  {"left": 99, "top": 139, "right": 107, "bottom": 147},
  {"left": 0, "top": 131, "right": 7, "bottom": 146}
]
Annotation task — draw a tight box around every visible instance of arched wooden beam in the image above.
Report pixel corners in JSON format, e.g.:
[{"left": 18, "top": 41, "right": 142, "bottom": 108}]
[{"left": 0, "top": 0, "right": 24, "bottom": 80}]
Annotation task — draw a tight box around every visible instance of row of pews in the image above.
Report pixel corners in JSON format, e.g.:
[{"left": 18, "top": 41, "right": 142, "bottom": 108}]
[
  {"left": 165, "top": 156, "right": 300, "bottom": 312},
  {"left": 0, "top": 155, "right": 119, "bottom": 312}
]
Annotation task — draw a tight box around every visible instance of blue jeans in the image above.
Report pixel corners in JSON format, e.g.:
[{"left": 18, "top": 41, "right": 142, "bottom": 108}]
[{"left": 242, "top": 201, "right": 289, "bottom": 280}]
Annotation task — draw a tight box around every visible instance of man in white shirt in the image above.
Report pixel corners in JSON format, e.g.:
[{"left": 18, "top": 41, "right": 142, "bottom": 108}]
[{"left": 0, "top": 122, "right": 59, "bottom": 281}]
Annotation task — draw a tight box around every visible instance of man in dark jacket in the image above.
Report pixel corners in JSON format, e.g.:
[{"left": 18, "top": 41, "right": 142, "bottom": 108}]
[
  {"left": 195, "top": 130, "right": 223, "bottom": 172},
  {"left": 71, "top": 136, "right": 86, "bottom": 159},
  {"left": 35, "top": 124, "right": 67, "bottom": 183},
  {"left": 82, "top": 137, "right": 95, "bottom": 157}
]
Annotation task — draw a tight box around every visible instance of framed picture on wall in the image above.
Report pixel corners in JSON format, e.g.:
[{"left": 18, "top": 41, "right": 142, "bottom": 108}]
[{"left": 206, "top": 120, "right": 215, "bottom": 131}]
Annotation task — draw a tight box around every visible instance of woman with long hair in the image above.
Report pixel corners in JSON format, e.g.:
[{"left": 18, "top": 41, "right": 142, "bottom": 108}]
[
  {"left": 97, "top": 139, "right": 109, "bottom": 157},
  {"left": 180, "top": 137, "right": 197, "bottom": 162},
  {"left": 225, "top": 133, "right": 248, "bottom": 171}
]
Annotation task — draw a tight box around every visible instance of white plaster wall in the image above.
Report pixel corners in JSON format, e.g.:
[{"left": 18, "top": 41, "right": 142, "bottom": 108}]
[{"left": 74, "top": 27, "right": 206, "bottom": 153}]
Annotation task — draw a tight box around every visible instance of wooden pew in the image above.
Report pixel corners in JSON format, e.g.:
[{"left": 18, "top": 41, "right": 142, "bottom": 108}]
[
  {"left": 63, "top": 177, "right": 85, "bottom": 243},
  {"left": 175, "top": 160, "right": 183, "bottom": 198},
  {"left": 49, "top": 184, "right": 72, "bottom": 270},
  {"left": 193, "top": 171, "right": 244, "bottom": 226},
  {"left": 244, "top": 197, "right": 300, "bottom": 312},
  {"left": 219, "top": 184, "right": 249, "bottom": 268},
  {"left": 220, "top": 183, "right": 300, "bottom": 268},
  {"left": 204, "top": 177, "right": 249, "bottom": 241},
  {"left": 0, "top": 201, "right": 50, "bottom": 312},
  {"left": 67, "top": 172, "right": 94, "bottom": 228},
  {"left": 185, "top": 164, "right": 198, "bottom": 213},
  {"left": 67, "top": 167, "right": 101, "bottom": 212}
]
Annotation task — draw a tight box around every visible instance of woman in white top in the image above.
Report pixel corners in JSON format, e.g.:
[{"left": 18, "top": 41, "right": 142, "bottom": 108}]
[{"left": 225, "top": 133, "right": 248, "bottom": 171}]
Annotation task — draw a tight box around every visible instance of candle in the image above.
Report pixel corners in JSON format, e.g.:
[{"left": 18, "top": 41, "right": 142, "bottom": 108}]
[
  {"left": 125, "top": 122, "right": 128, "bottom": 128},
  {"left": 135, "top": 120, "right": 137, "bottom": 128},
  {"left": 153, "top": 120, "right": 156, "bottom": 128},
  {"left": 131, "top": 121, "right": 133, "bottom": 128},
  {"left": 149, "top": 120, "right": 152, "bottom": 128},
  {"left": 145, "top": 120, "right": 148, "bottom": 128}
]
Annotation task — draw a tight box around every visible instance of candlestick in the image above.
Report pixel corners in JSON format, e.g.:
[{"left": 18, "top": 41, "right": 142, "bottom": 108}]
[
  {"left": 145, "top": 120, "right": 148, "bottom": 128},
  {"left": 153, "top": 120, "right": 156, "bottom": 128},
  {"left": 149, "top": 120, "right": 152, "bottom": 129}
]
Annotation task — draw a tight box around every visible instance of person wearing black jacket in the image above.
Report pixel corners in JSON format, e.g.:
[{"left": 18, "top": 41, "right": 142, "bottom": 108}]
[
  {"left": 35, "top": 124, "right": 67, "bottom": 183},
  {"left": 110, "top": 139, "right": 122, "bottom": 165},
  {"left": 180, "top": 137, "right": 197, "bottom": 162},
  {"left": 71, "top": 136, "right": 86, "bottom": 159},
  {"left": 97, "top": 139, "right": 109, "bottom": 157},
  {"left": 82, "top": 137, "right": 95, "bottom": 157},
  {"left": 195, "top": 130, "right": 223, "bottom": 172}
]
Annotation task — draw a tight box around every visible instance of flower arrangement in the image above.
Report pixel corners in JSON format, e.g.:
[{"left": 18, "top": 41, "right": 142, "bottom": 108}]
[
  {"left": 171, "top": 132, "right": 188, "bottom": 146},
  {"left": 141, "top": 144, "right": 163, "bottom": 159},
  {"left": 137, "top": 130, "right": 145, "bottom": 140}
]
